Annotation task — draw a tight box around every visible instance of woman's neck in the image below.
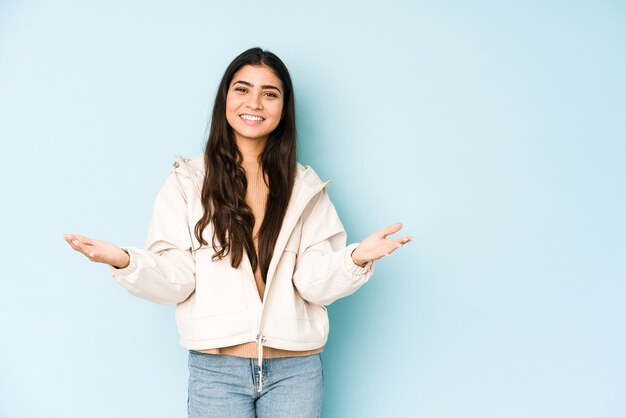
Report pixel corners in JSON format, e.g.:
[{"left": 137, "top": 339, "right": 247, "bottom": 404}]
[{"left": 236, "top": 137, "right": 267, "bottom": 164}]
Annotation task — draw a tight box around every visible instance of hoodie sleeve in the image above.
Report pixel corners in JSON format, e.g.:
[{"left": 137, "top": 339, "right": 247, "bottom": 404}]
[
  {"left": 108, "top": 162, "right": 196, "bottom": 305},
  {"left": 292, "top": 189, "right": 374, "bottom": 306}
]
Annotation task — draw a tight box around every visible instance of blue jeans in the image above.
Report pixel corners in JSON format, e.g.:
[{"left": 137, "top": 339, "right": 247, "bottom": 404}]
[{"left": 188, "top": 351, "right": 324, "bottom": 418}]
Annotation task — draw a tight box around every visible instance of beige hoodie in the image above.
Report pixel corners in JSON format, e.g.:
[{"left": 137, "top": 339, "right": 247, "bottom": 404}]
[{"left": 110, "top": 155, "right": 374, "bottom": 352}]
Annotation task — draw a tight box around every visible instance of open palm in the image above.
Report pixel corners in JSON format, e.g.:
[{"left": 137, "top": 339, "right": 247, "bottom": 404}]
[
  {"left": 64, "top": 233, "right": 130, "bottom": 269},
  {"left": 351, "top": 223, "right": 412, "bottom": 267}
]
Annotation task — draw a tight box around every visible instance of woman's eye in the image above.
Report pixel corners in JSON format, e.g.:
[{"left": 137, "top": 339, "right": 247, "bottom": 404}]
[
  {"left": 263, "top": 92, "right": 278, "bottom": 98},
  {"left": 234, "top": 87, "right": 247, "bottom": 93}
]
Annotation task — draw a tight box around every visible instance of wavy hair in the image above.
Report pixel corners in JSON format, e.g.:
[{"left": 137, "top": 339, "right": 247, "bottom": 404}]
[{"left": 194, "top": 47, "right": 297, "bottom": 282}]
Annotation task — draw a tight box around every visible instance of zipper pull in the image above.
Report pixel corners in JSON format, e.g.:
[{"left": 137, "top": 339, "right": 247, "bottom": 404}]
[{"left": 256, "top": 334, "right": 266, "bottom": 393}]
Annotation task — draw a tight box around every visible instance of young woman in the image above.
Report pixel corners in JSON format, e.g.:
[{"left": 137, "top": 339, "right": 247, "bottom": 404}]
[{"left": 64, "top": 47, "right": 411, "bottom": 418}]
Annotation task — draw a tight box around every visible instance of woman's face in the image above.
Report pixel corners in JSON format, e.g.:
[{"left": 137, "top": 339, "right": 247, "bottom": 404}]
[{"left": 225, "top": 64, "right": 284, "bottom": 147}]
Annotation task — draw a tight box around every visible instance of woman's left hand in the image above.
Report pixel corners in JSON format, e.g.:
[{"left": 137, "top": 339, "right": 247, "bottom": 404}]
[{"left": 351, "top": 223, "right": 412, "bottom": 267}]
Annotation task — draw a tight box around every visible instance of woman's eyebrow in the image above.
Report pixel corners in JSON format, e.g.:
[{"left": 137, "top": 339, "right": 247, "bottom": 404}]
[{"left": 232, "top": 80, "right": 282, "bottom": 93}]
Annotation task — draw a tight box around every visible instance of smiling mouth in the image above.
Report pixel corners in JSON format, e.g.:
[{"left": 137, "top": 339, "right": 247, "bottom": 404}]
[{"left": 240, "top": 114, "right": 265, "bottom": 121}]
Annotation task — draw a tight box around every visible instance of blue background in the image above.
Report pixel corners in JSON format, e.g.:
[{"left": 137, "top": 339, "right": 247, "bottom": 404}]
[{"left": 1, "top": 1, "right": 625, "bottom": 417}]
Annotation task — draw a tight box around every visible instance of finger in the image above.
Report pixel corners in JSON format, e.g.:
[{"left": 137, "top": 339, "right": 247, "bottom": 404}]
[
  {"left": 64, "top": 235, "right": 81, "bottom": 250},
  {"left": 68, "top": 239, "right": 87, "bottom": 254},
  {"left": 384, "top": 242, "right": 404, "bottom": 256},
  {"left": 387, "top": 237, "right": 411, "bottom": 247},
  {"left": 67, "top": 233, "right": 95, "bottom": 245},
  {"left": 382, "top": 236, "right": 413, "bottom": 256},
  {"left": 64, "top": 234, "right": 85, "bottom": 246},
  {"left": 68, "top": 239, "right": 96, "bottom": 257},
  {"left": 398, "top": 236, "right": 413, "bottom": 245},
  {"left": 379, "top": 223, "right": 402, "bottom": 238}
]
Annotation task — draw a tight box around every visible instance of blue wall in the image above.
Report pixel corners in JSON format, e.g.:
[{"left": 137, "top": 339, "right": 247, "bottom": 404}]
[{"left": 1, "top": 1, "right": 625, "bottom": 417}]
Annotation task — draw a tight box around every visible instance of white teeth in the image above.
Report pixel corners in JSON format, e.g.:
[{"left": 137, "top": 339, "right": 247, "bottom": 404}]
[{"left": 240, "top": 114, "right": 264, "bottom": 121}]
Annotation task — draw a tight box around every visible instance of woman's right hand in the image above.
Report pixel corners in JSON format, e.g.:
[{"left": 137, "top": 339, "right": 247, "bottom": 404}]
[{"left": 64, "top": 233, "right": 130, "bottom": 269}]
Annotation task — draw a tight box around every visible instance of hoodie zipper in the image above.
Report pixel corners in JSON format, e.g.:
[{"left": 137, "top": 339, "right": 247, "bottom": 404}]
[{"left": 256, "top": 334, "right": 266, "bottom": 392}]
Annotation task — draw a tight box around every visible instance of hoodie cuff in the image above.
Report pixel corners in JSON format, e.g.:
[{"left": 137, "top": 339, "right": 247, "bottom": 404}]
[
  {"left": 343, "top": 243, "right": 374, "bottom": 277},
  {"left": 109, "top": 246, "right": 140, "bottom": 278}
]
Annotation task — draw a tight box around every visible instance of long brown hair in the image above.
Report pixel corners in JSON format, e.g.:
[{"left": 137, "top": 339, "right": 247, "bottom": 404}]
[{"left": 194, "top": 47, "right": 297, "bottom": 282}]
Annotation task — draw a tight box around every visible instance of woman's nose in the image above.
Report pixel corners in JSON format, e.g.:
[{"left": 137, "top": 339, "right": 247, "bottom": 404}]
[{"left": 246, "top": 94, "right": 263, "bottom": 110}]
